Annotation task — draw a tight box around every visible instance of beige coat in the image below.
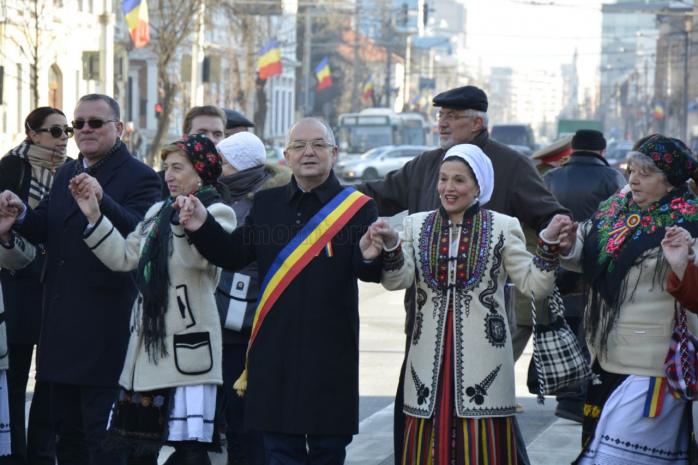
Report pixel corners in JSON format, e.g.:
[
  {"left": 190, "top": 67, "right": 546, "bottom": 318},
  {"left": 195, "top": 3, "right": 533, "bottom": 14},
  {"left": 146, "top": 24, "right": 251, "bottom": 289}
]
[
  {"left": 561, "top": 220, "right": 698, "bottom": 377},
  {"left": 0, "top": 234, "right": 36, "bottom": 370},
  {"left": 84, "top": 201, "right": 236, "bottom": 391},
  {"left": 382, "top": 209, "right": 558, "bottom": 419}
]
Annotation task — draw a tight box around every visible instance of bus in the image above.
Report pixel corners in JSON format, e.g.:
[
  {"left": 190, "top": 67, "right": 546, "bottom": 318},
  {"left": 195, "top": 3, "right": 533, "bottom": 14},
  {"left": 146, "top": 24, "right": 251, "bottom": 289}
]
[{"left": 337, "top": 109, "right": 430, "bottom": 158}]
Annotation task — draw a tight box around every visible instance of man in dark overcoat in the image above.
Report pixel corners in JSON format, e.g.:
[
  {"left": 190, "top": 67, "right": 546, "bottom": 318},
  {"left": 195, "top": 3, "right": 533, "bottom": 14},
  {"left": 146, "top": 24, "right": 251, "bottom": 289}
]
[
  {"left": 177, "top": 117, "right": 382, "bottom": 463},
  {"left": 541, "top": 129, "right": 626, "bottom": 423},
  {"left": 0, "top": 94, "right": 162, "bottom": 464},
  {"left": 354, "top": 85, "right": 570, "bottom": 463}
]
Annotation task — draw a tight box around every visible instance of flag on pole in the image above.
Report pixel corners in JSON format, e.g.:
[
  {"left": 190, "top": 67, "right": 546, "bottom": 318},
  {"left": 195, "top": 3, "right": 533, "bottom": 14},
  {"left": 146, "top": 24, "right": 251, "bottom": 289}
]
[
  {"left": 315, "top": 57, "right": 333, "bottom": 91},
  {"left": 362, "top": 75, "right": 373, "bottom": 102},
  {"left": 653, "top": 102, "right": 664, "bottom": 120},
  {"left": 122, "top": 0, "right": 150, "bottom": 48},
  {"left": 258, "top": 39, "right": 283, "bottom": 80}
]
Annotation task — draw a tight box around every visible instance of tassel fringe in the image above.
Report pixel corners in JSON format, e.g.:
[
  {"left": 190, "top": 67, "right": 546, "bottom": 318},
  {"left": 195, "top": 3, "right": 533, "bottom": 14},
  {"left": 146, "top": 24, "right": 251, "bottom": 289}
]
[{"left": 233, "top": 369, "right": 248, "bottom": 397}]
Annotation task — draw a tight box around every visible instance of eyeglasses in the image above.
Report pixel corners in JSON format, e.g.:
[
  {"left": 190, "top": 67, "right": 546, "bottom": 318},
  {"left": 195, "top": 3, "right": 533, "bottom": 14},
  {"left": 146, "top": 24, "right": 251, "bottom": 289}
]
[
  {"left": 32, "top": 126, "right": 74, "bottom": 139},
  {"left": 433, "top": 112, "right": 472, "bottom": 123},
  {"left": 287, "top": 140, "right": 333, "bottom": 152},
  {"left": 71, "top": 119, "right": 119, "bottom": 130}
]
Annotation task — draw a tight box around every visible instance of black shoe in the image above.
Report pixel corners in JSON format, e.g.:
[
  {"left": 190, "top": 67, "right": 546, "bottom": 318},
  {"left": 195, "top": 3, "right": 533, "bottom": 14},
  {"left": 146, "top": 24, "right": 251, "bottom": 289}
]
[{"left": 554, "top": 400, "right": 584, "bottom": 424}]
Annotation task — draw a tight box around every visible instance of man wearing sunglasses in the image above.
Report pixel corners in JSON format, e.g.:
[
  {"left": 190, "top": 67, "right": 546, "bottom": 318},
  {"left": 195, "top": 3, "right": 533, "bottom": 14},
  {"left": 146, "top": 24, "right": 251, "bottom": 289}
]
[{"left": 0, "top": 94, "right": 162, "bottom": 465}]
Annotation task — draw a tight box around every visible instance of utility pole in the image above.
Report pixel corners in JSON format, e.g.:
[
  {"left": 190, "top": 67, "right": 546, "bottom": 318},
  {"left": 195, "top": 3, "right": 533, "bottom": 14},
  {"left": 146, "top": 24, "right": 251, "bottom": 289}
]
[
  {"left": 303, "top": 6, "right": 312, "bottom": 116},
  {"left": 404, "top": 35, "right": 411, "bottom": 107},
  {"left": 684, "top": 16, "right": 692, "bottom": 142},
  {"left": 190, "top": 1, "right": 206, "bottom": 107},
  {"left": 98, "top": 0, "right": 115, "bottom": 96},
  {"left": 351, "top": 2, "right": 360, "bottom": 112},
  {"left": 384, "top": 13, "right": 392, "bottom": 109}
]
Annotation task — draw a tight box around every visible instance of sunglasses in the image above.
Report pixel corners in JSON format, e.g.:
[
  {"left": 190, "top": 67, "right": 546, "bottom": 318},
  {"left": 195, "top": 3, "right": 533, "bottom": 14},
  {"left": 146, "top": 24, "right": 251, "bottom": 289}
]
[
  {"left": 71, "top": 119, "right": 119, "bottom": 130},
  {"left": 33, "top": 126, "right": 74, "bottom": 139}
]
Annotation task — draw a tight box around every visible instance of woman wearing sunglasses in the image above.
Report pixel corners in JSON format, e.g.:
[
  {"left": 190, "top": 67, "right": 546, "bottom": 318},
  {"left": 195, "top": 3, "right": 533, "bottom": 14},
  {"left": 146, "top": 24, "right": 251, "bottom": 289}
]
[{"left": 0, "top": 107, "right": 70, "bottom": 461}]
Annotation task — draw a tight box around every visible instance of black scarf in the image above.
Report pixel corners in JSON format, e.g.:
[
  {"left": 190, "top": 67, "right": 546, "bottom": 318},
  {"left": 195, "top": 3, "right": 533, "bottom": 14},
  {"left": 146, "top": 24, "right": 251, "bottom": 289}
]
[
  {"left": 137, "top": 186, "right": 221, "bottom": 362},
  {"left": 74, "top": 139, "right": 122, "bottom": 176},
  {"left": 582, "top": 186, "right": 698, "bottom": 355}
]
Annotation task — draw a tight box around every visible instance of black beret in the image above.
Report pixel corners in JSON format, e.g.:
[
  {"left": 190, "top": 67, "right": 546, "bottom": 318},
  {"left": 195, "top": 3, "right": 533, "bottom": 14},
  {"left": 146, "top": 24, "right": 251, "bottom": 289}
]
[
  {"left": 432, "top": 86, "right": 488, "bottom": 112},
  {"left": 572, "top": 129, "right": 606, "bottom": 151},
  {"left": 223, "top": 109, "right": 255, "bottom": 130}
]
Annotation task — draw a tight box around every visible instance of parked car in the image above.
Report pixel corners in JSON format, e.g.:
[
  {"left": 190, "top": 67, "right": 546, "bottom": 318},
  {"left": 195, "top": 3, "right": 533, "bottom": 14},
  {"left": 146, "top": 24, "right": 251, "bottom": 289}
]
[
  {"left": 335, "top": 145, "right": 434, "bottom": 183},
  {"left": 605, "top": 141, "right": 633, "bottom": 179},
  {"left": 266, "top": 146, "right": 288, "bottom": 166}
]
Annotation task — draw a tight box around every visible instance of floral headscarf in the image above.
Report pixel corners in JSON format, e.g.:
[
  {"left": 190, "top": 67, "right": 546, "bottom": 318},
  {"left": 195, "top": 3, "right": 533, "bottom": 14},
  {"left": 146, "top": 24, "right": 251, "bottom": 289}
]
[
  {"left": 168, "top": 133, "right": 223, "bottom": 186},
  {"left": 637, "top": 135, "right": 698, "bottom": 186}
]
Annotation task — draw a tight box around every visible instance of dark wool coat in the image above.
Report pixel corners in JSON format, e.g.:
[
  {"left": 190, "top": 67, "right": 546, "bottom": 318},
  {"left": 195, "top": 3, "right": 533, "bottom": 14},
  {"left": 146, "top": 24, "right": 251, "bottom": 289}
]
[
  {"left": 218, "top": 163, "right": 292, "bottom": 345},
  {"left": 0, "top": 155, "right": 43, "bottom": 344},
  {"left": 187, "top": 172, "right": 382, "bottom": 435},
  {"left": 15, "top": 143, "right": 162, "bottom": 387}
]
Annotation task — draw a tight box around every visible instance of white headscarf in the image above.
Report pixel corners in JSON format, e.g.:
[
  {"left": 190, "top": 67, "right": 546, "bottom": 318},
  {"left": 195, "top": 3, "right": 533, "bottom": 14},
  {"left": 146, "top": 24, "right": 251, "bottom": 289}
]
[
  {"left": 217, "top": 132, "right": 267, "bottom": 171},
  {"left": 443, "top": 144, "right": 494, "bottom": 206}
]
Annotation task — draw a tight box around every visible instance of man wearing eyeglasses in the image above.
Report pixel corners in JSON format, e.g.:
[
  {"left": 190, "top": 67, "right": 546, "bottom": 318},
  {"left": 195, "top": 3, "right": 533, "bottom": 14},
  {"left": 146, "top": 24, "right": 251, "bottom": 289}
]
[
  {"left": 355, "top": 85, "right": 570, "bottom": 464},
  {"left": 0, "top": 94, "right": 162, "bottom": 465},
  {"left": 174, "top": 117, "right": 383, "bottom": 464}
]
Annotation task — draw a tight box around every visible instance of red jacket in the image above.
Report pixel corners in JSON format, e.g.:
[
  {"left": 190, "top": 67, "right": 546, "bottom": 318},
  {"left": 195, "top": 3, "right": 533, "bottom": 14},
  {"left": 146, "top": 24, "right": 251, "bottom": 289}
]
[{"left": 667, "top": 261, "right": 698, "bottom": 313}]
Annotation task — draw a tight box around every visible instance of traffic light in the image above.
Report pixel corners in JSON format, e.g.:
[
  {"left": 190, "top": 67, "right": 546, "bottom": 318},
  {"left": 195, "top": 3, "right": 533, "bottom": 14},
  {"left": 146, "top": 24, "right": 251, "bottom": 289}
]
[
  {"left": 155, "top": 103, "right": 162, "bottom": 119},
  {"left": 422, "top": 0, "right": 429, "bottom": 27},
  {"left": 401, "top": 3, "right": 408, "bottom": 26}
]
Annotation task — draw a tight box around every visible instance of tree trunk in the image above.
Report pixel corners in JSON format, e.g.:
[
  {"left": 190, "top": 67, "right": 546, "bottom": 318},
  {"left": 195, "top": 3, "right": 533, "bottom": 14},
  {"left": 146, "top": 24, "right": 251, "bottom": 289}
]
[
  {"left": 146, "top": 72, "right": 176, "bottom": 168},
  {"left": 254, "top": 74, "right": 267, "bottom": 141}
]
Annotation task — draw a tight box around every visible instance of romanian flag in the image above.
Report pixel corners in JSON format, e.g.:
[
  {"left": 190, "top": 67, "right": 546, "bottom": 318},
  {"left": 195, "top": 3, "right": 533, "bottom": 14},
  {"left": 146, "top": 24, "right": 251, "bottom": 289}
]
[
  {"left": 643, "top": 377, "right": 667, "bottom": 417},
  {"left": 122, "top": 0, "right": 150, "bottom": 49},
  {"left": 315, "top": 57, "right": 333, "bottom": 91},
  {"left": 362, "top": 75, "right": 373, "bottom": 102},
  {"left": 258, "top": 39, "right": 283, "bottom": 80},
  {"left": 654, "top": 102, "right": 664, "bottom": 120}
]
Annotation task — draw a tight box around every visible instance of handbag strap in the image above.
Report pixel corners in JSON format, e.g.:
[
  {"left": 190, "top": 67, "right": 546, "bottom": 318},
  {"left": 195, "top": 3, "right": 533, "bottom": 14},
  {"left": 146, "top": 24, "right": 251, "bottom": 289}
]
[
  {"left": 676, "top": 302, "right": 693, "bottom": 394},
  {"left": 531, "top": 290, "right": 545, "bottom": 404}
]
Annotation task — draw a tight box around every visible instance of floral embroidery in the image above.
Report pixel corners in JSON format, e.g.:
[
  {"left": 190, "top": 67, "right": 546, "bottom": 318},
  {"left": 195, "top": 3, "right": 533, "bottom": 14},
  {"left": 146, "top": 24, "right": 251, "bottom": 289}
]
[
  {"left": 593, "top": 193, "right": 698, "bottom": 269},
  {"left": 419, "top": 210, "right": 490, "bottom": 293},
  {"left": 382, "top": 243, "right": 404, "bottom": 271},
  {"left": 533, "top": 237, "right": 560, "bottom": 272}
]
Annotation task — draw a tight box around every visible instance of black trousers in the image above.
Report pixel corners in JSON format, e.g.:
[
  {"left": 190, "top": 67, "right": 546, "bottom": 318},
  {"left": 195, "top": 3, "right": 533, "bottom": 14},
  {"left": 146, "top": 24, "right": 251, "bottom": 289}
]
[
  {"left": 263, "top": 432, "right": 352, "bottom": 465},
  {"left": 0, "top": 344, "right": 55, "bottom": 465},
  {"left": 222, "top": 343, "right": 266, "bottom": 463},
  {"left": 127, "top": 441, "right": 211, "bottom": 465},
  {"left": 50, "top": 382, "right": 124, "bottom": 465}
]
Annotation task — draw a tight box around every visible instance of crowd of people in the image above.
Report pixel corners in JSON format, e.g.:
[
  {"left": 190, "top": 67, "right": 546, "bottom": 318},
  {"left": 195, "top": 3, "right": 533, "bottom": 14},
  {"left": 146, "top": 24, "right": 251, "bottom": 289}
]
[{"left": 0, "top": 86, "right": 695, "bottom": 465}]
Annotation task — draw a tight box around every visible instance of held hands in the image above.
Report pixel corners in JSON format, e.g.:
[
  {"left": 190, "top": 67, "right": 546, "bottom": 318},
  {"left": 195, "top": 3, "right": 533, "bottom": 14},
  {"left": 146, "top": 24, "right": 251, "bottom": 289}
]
[
  {"left": 359, "top": 218, "right": 398, "bottom": 261},
  {"left": 172, "top": 195, "right": 207, "bottom": 231},
  {"left": 69, "top": 182, "right": 101, "bottom": 225},
  {"left": 0, "top": 190, "right": 24, "bottom": 242},
  {"left": 0, "top": 208, "right": 17, "bottom": 243},
  {"left": 662, "top": 226, "right": 693, "bottom": 280},
  {"left": 69, "top": 174, "right": 103, "bottom": 203},
  {"left": 0, "top": 190, "right": 25, "bottom": 218},
  {"left": 542, "top": 215, "right": 578, "bottom": 256}
]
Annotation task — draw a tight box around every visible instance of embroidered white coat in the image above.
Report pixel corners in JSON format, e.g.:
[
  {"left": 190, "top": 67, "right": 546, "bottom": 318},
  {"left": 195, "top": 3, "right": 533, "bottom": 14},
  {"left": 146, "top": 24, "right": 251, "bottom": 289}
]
[{"left": 382, "top": 208, "right": 558, "bottom": 419}]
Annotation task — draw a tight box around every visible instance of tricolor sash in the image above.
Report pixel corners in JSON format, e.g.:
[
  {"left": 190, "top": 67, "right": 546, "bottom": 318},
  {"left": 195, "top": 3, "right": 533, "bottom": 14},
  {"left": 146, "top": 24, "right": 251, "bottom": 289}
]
[{"left": 233, "top": 187, "right": 371, "bottom": 395}]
